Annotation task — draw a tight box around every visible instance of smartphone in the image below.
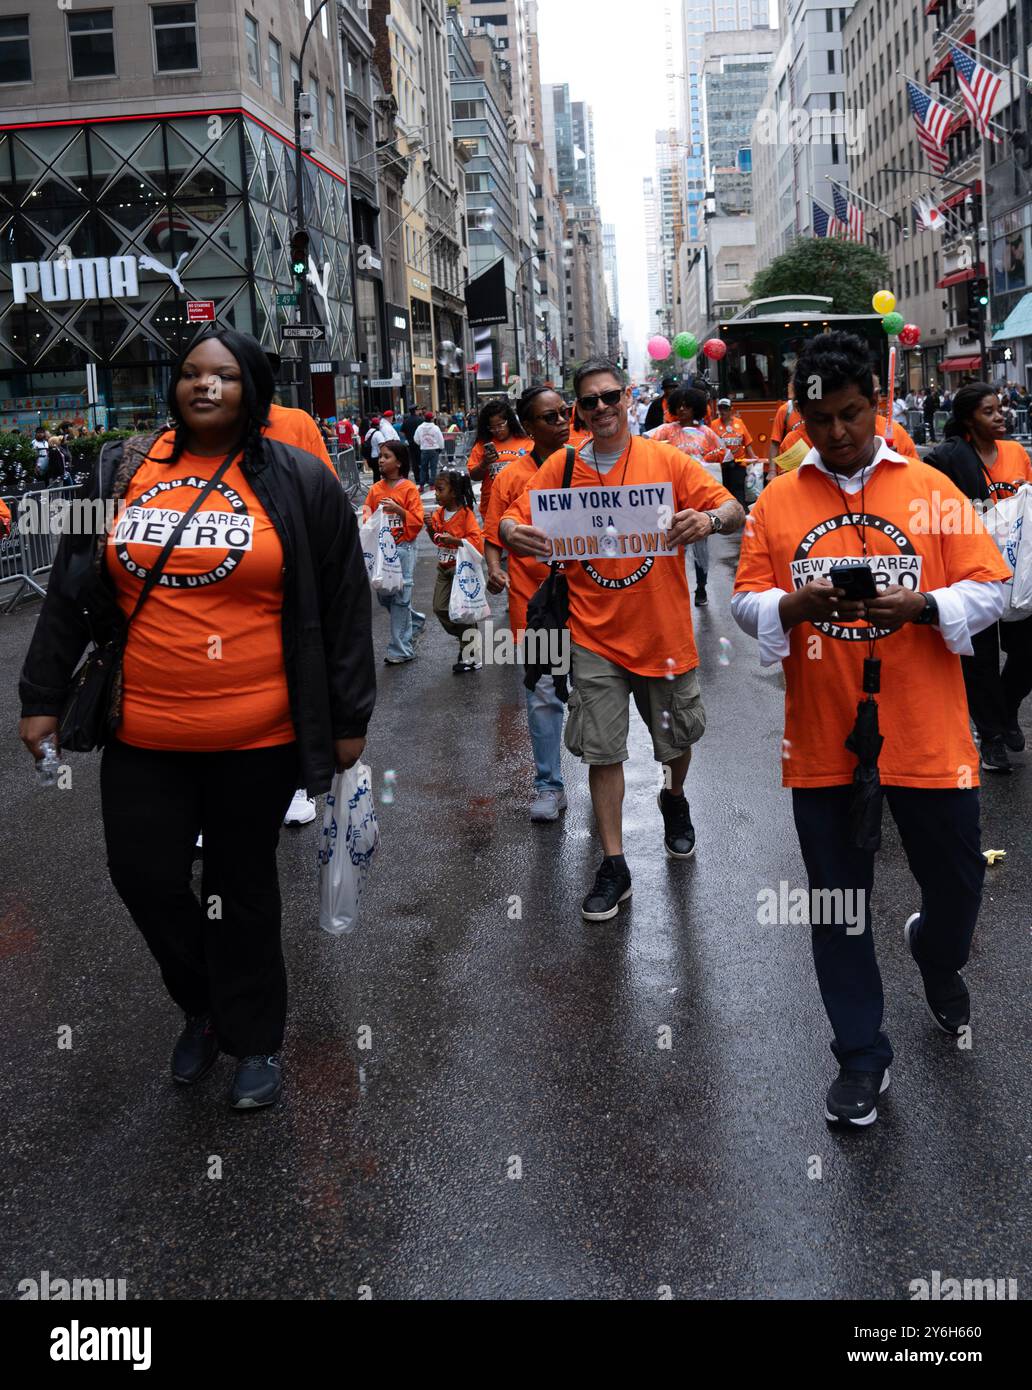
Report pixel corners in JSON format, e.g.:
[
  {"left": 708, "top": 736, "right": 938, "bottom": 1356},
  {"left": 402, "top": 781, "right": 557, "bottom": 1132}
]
[{"left": 829, "top": 563, "right": 878, "bottom": 600}]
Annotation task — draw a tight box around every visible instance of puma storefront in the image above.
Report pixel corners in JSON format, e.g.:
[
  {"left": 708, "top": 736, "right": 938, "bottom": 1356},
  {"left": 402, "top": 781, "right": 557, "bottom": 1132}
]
[{"left": 0, "top": 112, "right": 355, "bottom": 429}]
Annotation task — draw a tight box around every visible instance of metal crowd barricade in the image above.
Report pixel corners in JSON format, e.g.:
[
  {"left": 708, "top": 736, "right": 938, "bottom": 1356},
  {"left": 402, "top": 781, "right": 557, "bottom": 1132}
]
[
  {"left": 0, "top": 484, "right": 80, "bottom": 613},
  {"left": 1012, "top": 407, "right": 1029, "bottom": 440},
  {"left": 333, "top": 446, "right": 363, "bottom": 507},
  {"left": 451, "top": 429, "right": 476, "bottom": 466}
]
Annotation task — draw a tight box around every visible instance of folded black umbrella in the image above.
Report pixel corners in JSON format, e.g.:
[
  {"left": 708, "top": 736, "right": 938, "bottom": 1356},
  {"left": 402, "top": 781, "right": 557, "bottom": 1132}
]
[{"left": 844, "top": 695, "right": 884, "bottom": 852}]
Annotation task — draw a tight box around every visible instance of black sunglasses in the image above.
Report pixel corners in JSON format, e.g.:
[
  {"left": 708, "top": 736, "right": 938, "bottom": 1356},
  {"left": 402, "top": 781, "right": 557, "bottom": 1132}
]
[
  {"left": 577, "top": 388, "right": 624, "bottom": 412},
  {"left": 535, "top": 406, "right": 571, "bottom": 425}
]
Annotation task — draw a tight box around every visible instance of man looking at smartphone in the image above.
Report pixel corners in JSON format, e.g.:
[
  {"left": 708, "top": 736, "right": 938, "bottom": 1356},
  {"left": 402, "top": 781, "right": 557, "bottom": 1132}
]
[{"left": 732, "top": 332, "right": 1010, "bottom": 1129}]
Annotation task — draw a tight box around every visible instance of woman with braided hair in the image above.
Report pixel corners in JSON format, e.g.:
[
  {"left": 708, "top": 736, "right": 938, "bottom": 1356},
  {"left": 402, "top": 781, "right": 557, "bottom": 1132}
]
[{"left": 19, "top": 329, "right": 375, "bottom": 1111}]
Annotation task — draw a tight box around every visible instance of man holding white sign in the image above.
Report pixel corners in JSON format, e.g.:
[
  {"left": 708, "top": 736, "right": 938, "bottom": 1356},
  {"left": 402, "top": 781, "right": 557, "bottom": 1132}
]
[{"left": 501, "top": 359, "right": 744, "bottom": 921}]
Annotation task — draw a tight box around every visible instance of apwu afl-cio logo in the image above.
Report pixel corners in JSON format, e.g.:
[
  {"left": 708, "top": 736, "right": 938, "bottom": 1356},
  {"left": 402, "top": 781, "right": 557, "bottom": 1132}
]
[
  {"left": 791, "top": 511, "right": 923, "bottom": 642},
  {"left": 378, "top": 527, "right": 398, "bottom": 560},
  {"left": 114, "top": 475, "right": 252, "bottom": 588}
]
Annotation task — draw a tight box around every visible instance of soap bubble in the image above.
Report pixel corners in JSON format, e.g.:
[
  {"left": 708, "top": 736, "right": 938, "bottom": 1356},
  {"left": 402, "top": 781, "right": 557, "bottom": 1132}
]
[
  {"left": 381, "top": 770, "right": 397, "bottom": 805},
  {"left": 718, "top": 637, "right": 732, "bottom": 666},
  {"left": 781, "top": 739, "right": 792, "bottom": 761},
  {"left": 600, "top": 523, "right": 619, "bottom": 557},
  {"left": 660, "top": 711, "right": 672, "bottom": 731},
  {"left": 664, "top": 658, "right": 676, "bottom": 682}
]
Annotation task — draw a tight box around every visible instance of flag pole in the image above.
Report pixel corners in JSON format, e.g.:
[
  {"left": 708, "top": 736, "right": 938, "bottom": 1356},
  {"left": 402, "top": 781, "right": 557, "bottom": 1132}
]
[
  {"left": 934, "top": 33, "right": 1032, "bottom": 88},
  {"left": 826, "top": 177, "right": 906, "bottom": 236}
]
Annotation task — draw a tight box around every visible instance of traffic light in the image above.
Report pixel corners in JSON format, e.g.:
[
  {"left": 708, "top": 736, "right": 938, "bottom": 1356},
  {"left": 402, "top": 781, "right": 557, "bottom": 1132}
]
[
  {"left": 290, "top": 230, "right": 309, "bottom": 280},
  {"left": 297, "top": 91, "right": 315, "bottom": 153},
  {"left": 966, "top": 276, "right": 988, "bottom": 329}
]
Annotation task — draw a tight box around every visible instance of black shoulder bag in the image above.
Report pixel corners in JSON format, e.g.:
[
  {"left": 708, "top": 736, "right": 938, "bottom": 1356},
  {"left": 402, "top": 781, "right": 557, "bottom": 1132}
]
[
  {"left": 523, "top": 444, "right": 576, "bottom": 703},
  {"left": 58, "top": 446, "right": 240, "bottom": 752}
]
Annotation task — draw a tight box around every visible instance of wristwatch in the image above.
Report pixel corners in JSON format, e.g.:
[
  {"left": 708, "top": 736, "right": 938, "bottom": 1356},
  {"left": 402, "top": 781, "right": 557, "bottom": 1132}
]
[
  {"left": 707, "top": 511, "right": 724, "bottom": 535},
  {"left": 914, "top": 592, "right": 939, "bottom": 626}
]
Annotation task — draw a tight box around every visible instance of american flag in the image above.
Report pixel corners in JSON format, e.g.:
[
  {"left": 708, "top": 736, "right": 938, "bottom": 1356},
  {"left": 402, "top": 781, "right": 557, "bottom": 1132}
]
[
  {"left": 951, "top": 47, "right": 1002, "bottom": 143},
  {"left": 812, "top": 202, "right": 845, "bottom": 239},
  {"left": 906, "top": 81, "right": 951, "bottom": 174},
  {"left": 832, "top": 186, "right": 865, "bottom": 242}
]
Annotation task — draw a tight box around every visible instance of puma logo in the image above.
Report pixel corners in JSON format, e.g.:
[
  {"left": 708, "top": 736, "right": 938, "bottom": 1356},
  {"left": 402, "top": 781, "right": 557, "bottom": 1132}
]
[{"left": 137, "top": 251, "right": 189, "bottom": 294}]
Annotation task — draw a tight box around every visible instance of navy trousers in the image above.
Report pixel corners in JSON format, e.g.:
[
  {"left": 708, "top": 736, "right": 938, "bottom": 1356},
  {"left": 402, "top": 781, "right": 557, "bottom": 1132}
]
[{"left": 791, "top": 786, "right": 985, "bottom": 1071}]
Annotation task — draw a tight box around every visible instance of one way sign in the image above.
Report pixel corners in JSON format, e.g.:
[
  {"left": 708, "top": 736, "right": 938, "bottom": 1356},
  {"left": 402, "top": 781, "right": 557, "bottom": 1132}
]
[{"left": 281, "top": 325, "right": 325, "bottom": 340}]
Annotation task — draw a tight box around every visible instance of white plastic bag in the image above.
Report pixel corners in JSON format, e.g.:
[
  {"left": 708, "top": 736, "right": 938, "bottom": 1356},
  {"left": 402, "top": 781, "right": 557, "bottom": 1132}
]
[
  {"left": 745, "top": 460, "right": 764, "bottom": 505},
  {"left": 360, "top": 506, "right": 404, "bottom": 594},
  {"left": 448, "top": 539, "right": 492, "bottom": 623},
  {"left": 318, "top": 762, "right": 380, "bottom": 936},
  {"left": 981, "top": 484, "right": 1032, "bottom": 620}
]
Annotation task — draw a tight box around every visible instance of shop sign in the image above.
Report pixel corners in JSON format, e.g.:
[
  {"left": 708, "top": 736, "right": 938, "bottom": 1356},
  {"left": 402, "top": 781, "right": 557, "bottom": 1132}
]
[
  {"left": 357, "top": 245, "right": 382, "bottom": 272},
  {"left": 368, "top": 376, "right": 403, "bottom": 388},
  {"left": 9, "top": 252, "right": 195, "bottom": 305}
]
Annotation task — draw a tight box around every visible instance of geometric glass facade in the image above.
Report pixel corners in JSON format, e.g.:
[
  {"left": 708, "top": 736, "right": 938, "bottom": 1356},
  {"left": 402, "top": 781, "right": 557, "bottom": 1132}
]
[{"left": 0, "top": 114, "right": 355, "bottom": 428}]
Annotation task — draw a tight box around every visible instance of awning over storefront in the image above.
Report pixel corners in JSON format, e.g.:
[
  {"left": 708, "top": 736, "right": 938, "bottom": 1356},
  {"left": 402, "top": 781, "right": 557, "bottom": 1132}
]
[
  {"left": 941, "top": 355, "right": 982, "bottom": 372},
  {"left": 942, "top": 182, "right": 980, "bottom": 209},
  {"left": 936, "top": 263, "right": 985, "bottom": 289},
  {"left": 992, "top": 293, "right": 1032, "bottom": 341}
]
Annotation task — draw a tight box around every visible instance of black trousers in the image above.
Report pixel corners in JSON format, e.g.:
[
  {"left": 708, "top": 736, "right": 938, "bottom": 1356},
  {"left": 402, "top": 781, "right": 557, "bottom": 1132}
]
[
  {"left": 100, "top": 739, "right": 299, "bottom": 1058},
  {"left": 792, "top": 785, "right": 984, "bottom": 1072},
  {"left": 720, "top": 461, "right": 747, "bottom": 509},
  {"left": 962, "top": 615, "right": 1032, "bottom": 740}
]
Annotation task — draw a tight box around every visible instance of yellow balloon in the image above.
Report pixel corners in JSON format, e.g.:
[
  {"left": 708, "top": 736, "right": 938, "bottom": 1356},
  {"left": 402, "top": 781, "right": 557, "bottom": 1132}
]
[{"left": 872, "top": 290, "right": 897, "bottom": 315}]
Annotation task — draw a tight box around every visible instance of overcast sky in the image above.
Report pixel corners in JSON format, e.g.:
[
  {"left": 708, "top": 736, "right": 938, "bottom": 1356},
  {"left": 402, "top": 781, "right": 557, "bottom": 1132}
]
[{"left": 537, "top": 0, "right": 672, "bottom": 376}]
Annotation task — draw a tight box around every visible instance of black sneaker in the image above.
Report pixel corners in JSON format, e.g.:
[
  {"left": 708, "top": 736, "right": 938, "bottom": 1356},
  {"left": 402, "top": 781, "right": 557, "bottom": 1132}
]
[
  {"left": 229, "top": 1054, "right": 282, "bottom": 1110},
  {"left": 904, "top": 913, "right": 970, "bottom": 1035},
  {"left": 1003, "top": 723, "right": 1026, "bottom": 753},
  {"left": 657, "top": 790, "right": 696, "bottom": 859},
  {"left": 824, "top": 1067, "right": 890, "bottom": 1127},
  {"left": 980, "top": 736, "right": 1012, "bottom": 773},
  {"left": 695, "top": 586, "right": 708, "bottom": 607},
  {"left": 452, "top": 659, "right": 483, "bottom": 674},
  {"left": 171, "top": 1013, "right": 219, "bottom": 1085},
  {"left": 581, "top": 856, "right": 632, "bottom": 922}
]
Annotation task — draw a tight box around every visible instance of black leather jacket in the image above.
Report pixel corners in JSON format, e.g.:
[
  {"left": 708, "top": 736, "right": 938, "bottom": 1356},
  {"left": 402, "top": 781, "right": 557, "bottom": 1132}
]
[{"left": 19, "top": 432, "right": 375, "bottom": 796}]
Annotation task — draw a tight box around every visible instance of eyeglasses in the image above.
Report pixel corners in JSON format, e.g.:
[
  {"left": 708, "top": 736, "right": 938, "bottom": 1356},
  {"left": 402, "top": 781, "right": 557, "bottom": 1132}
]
[
  {"left": 535, "top": 407, "right": 571, "bottom": 425},
  {"left": 577, "top": 389, "right": 624, "bottom": 413}
]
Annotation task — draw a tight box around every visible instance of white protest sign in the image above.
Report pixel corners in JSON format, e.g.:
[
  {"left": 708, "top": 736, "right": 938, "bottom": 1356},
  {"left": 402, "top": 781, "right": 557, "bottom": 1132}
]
[{"left": 530, "top": 482, "right": 678, "bottom": 561}]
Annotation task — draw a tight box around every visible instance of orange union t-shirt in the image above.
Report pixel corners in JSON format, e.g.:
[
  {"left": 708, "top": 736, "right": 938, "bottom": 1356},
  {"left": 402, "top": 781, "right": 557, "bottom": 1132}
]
[
  {"left": 983, "top": 439, "right": 1032, "bottom": 501},
  {"left": 467, "top": 437, "right": 533, "bottom": 518},
  {"left": 266, "top": 403, "right": 336, "bottom": 474},
  {"left": 107, "top": 443, "right": 294, "bottom": 752},
  {"left": 503, "top": 435, "right": 733, "bottom": 676},
  {"left": 428, "top": 504, "right": 483, "bottom": 570},
  {"left": 484, "top": 451, "right": 546, "bottom": 635},
  {"left": 734, "top": 456, "right": 1012, "bottom": 789},
  {"left": 363, "top": 477, "right": 424, "bottom": 542},
  {"left": 781, "top": 415, "right": 918, "bottom": 464}
]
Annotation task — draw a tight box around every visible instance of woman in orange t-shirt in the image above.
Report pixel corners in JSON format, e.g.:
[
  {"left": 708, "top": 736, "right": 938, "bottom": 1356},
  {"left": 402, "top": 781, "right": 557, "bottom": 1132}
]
[
  {"left": 363, "top": 438, "right": 426, "bottom": 664},
  {"left": 19, "top": 329, "right": 375, "bottom": 1112},
  {"left": 466, "top": 396, "right": 531, "bottom": 520},
  {"left": 426, "top": 468, "right": 485, "bottom": 673},
  {"left": 927, "top": 383, "right": 1032, "bottom": 766}
]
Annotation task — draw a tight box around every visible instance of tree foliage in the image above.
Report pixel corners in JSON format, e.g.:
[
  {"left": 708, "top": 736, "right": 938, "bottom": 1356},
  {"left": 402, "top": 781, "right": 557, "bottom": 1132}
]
[{"left": 748, "top": 237, "right": 892, "bottom": 315}]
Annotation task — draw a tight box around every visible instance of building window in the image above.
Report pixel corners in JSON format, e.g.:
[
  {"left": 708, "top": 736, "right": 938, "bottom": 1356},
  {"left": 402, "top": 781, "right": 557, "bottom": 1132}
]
[
  {"left": 0, "top": 15, "right": 31, "bottom": 85},
  {"left": 269, "top": 35, "right": 283, "bottom": 102},
  {"left": 245, "top": 14, "right": 260, "bottom": 85},
  {"left": 326, "top": 90, "right": 337, "bottom": 145},
  {"left": 290, "top": 55, "right": 300, "bottom": 102},
  {"left": 310, "top": 77, "right": 320, "bottom": 133},
  {"left": 411, "top": 299, "right": 433, "bottom": 359},
  {"left": 152, "top": 3, "right": 198, "bottom": 73},
  {"left": 68, "top": 9, "right": 116, "bottom": 79}
]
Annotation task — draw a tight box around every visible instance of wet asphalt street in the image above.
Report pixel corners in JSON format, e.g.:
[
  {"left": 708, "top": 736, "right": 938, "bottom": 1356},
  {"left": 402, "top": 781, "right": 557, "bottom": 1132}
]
[{"left": 1, "top": 517, "right": 1030, "bottom": 1303}]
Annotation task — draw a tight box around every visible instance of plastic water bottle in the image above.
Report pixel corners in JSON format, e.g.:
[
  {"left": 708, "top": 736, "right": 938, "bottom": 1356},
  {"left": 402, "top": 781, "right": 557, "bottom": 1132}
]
[
  {"left": 37, "top": 735, "right": 59, "bottom": 789},
  {"left": 381, "top": 770, "right": 396, "bottom": 806}
]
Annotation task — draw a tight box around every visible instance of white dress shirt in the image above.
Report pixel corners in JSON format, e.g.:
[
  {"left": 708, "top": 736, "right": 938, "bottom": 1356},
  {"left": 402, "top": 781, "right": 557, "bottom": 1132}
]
[{"left": 731, "top": 438, "right": 1007, "bottom": 663}]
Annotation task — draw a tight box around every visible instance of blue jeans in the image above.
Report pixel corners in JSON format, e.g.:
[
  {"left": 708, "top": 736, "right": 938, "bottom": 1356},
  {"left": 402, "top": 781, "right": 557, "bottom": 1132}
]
[
  {"left": 690, "top": 537, "right": 709, "bottom": 586},
  {"left": 792, "top": 786, "right": 984, "bottom": 1071},
  {"left": 419, "top": 449, "right": 441, "bottom": 487},
  {"left": 377, "top": 540, "right": 424, "bottom": 660},
  {"left": 525, "top": 674, "right": 565, "bottom": 792}
]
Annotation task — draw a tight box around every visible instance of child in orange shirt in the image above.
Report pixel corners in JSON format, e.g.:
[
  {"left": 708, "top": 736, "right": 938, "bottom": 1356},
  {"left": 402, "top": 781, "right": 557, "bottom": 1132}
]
[
  {"left": 363, "top": 440, "right": 425, "bottom": 665},
  {"left": 426, "top": 469, "right": 485, "bottom": 674}
]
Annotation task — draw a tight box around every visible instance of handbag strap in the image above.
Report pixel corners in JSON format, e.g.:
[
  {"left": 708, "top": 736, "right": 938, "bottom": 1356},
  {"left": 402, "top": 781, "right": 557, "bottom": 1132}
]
[
  {"left": 125, "top": 444, "right": 241, "bottom": 626},
  {"left": 561, "top": 443, "right": 576, "bottom": 489}
]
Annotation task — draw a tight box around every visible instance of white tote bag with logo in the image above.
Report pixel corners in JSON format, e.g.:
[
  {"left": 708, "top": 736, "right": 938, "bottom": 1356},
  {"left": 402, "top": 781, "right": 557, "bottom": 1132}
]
[
  {"left": 318, "top": 762, "right": 380, "bottom": 936},
  {"left": 982, "top": 484, "right": 1032, "bottom": 620},
  {"left": 360, "top": 506, "right": 404, "bottom": 594},
  {"left": 448, "top": 539, "right": 492, "bottom": 623}
]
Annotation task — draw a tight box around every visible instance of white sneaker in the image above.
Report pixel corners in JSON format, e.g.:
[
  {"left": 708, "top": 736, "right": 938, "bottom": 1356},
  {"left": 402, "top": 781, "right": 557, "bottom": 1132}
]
[
  {"left": 530, "top": 789, "right": 568, "bottom": 823},
  {"left": 284, "top": 789, "right": 317, "bottom": 826}
]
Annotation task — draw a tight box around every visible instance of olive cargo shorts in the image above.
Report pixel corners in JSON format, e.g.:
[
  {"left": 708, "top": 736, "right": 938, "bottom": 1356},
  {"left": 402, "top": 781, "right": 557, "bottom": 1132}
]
[{"left": 564, "top": 642, "right": 707, "bottom": 765}]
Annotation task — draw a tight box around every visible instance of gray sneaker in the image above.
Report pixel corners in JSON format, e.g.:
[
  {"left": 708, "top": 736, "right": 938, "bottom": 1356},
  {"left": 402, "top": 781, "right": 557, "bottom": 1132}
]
[
  {"left": 229, "top": 1054, "right": 282, "bottom": 1110},
  {"left": 530, "top": 789, "right": 567, "bottom": 822}
]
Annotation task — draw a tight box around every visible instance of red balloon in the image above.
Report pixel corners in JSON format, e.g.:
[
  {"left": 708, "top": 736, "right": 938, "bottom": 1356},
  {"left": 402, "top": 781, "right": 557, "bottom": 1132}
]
[
  {"left": 898, "top": 324, "right": 921, "bottom": 347},
  {"left": 703, "top": 337, "right": 727, "bottom": 361}
]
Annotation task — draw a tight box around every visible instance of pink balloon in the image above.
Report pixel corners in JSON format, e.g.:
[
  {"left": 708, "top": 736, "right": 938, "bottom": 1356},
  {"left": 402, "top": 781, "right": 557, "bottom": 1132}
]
[
  {"left": 703, "top": 338, "right": 727, "bottom": 360},
  {"left": 648, "top": 335, "right": 672, "bottom": 360}
]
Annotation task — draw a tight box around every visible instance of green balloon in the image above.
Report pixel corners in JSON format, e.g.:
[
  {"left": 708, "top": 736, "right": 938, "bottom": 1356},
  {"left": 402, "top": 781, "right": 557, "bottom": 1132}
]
[
  {"left": 882, "top": 312, "right": 904, "bottom": 335},
  {"left": 673, "top": 332, "right": 698, "bottom": 359}
]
